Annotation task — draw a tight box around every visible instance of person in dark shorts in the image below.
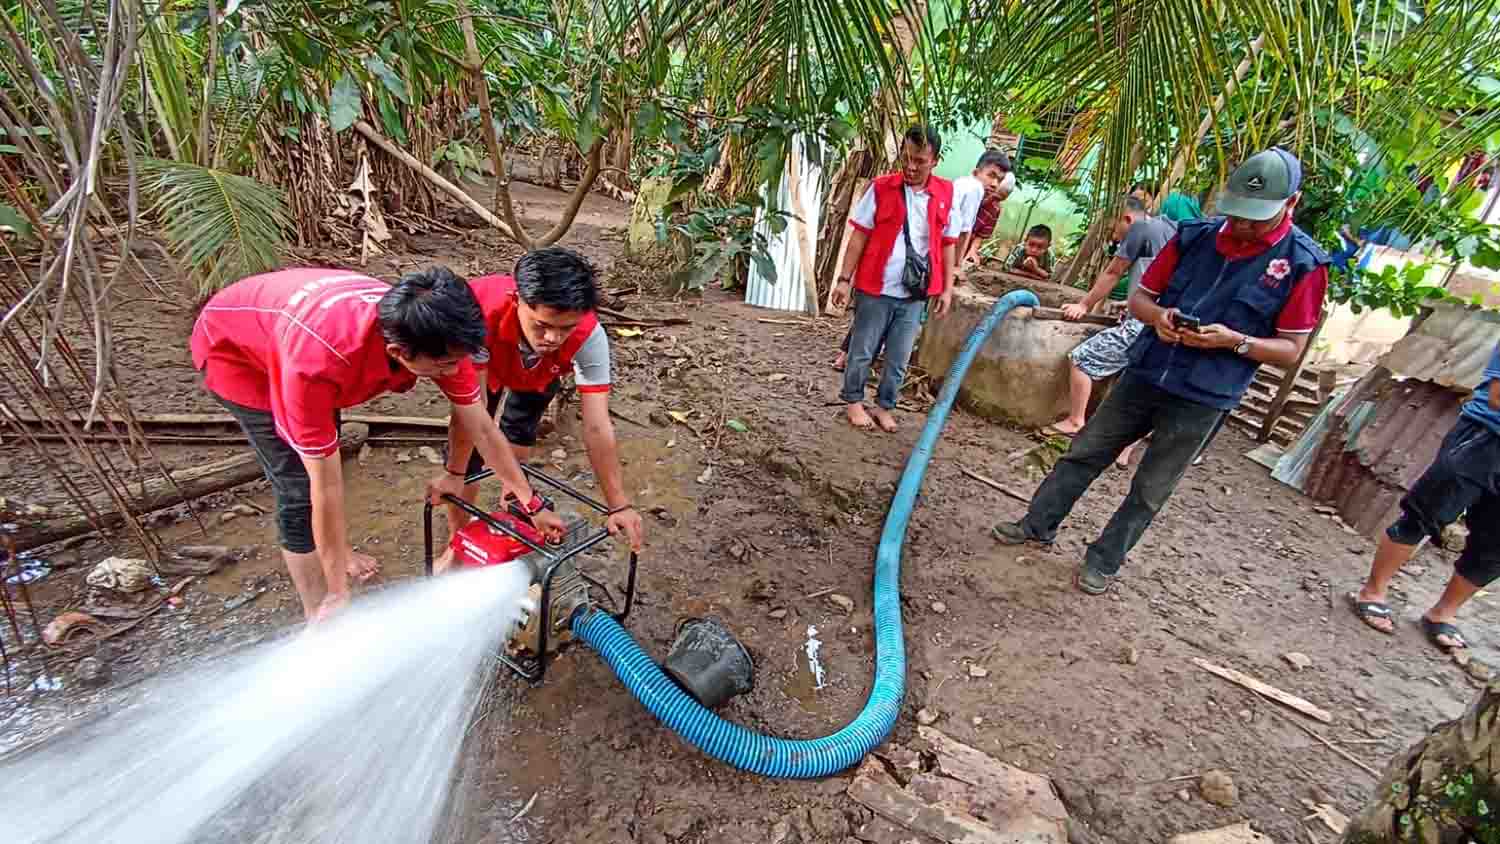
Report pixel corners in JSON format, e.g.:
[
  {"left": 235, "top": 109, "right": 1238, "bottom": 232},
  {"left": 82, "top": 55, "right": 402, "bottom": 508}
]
[
  {"left": 1350, "top": 340, "right": 1500, "bottom": 653},
  {"left": 191, "top": 267, "right": 563, "bottom": 622},
  {"left": 435, "top": 247, "right": 645, "bottom": 573}
]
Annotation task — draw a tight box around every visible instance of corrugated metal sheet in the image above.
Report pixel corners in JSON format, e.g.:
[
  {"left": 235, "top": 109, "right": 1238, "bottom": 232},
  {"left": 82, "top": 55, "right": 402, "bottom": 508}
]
[
  {"left": 1271, "top": 386, "right": 1348, "bottom": 491},
  {"left": 1381, "top": 304, "right": 1500, "bottom": 391},
  {"left": 1304, "top": 372, "right": 1465, "bottom": 537},
  {"left": 745, "top": 136, "right": 822, "bottom": 313}
]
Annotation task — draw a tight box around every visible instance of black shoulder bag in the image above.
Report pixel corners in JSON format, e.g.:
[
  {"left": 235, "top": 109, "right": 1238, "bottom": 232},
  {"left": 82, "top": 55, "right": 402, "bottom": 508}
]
[{"left": 900, "top": 215, "right": 931, "bottom": 300}]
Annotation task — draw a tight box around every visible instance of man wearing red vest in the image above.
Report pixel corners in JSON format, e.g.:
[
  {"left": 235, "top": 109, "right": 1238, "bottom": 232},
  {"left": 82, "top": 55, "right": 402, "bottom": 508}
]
[
  {"left": 191, "top": 266, "right": 563, "bottom": 622},
  {"left": 434, "top": 247, "right": 644, "bottom": 572},
  {"left": 831, "top": 125, "right": 960, "bottom": 432}
]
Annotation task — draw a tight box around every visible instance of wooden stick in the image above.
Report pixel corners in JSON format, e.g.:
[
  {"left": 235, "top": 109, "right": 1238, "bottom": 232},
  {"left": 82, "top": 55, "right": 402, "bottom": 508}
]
[
  {"left": 756, "top": 317, "right": 809, "bottom": 326},
  {"left": 1272, "top": 709, "right": 1381, "bottom": 779},
  {"left": 959, "top": 467, "right": 1031, "bottom": 504},
  {"left": 1029, "top": 306, "right": 1118, "bottom": 327},
  {"left": 802, "top": 586, "right": 836, "bottom": 600},
  {"left": 1193, "top": 658, "right": 1334, "bottom": 723}
]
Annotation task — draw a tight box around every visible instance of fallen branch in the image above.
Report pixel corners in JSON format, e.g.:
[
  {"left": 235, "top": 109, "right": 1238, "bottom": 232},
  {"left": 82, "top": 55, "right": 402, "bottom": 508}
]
[
  {"left": 959, "top": 467, "right": 1031, "bottom": 504},
  {"left": 596, "top": 306, "right": 691, "bottom": 326},
  {"left": 9, "top": 453, "right": 259, "bottom": 550},
  {"left": 8, "top": 425, "right": 369, "bottom": 551},
  {"left": 1193, "top": 657, "right": 1333, "bottom": 723},
  {"left": 756, "top": 317, "right": 810, "bottom": 326},
  {"left": 352, "top": 120, "right": 519, "bottom": 241}
]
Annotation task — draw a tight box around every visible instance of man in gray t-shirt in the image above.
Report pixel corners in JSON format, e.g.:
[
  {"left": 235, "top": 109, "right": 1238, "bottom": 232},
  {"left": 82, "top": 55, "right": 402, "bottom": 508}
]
[
  {"left": 1114, "top": 212, "right": 1178, "bottom": 300},
  {"left": 1049, "top": 197, "right": 1175, "bottom": 467}
]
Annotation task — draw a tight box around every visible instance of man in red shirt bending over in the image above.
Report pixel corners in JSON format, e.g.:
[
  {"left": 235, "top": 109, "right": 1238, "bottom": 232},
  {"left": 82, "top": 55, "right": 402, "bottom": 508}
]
[
  {"left": 435, "top": 247, "right": 644, "bottom": 573},
  {"left": 192, "top": 266, "right": 563, "bottom": 622}
]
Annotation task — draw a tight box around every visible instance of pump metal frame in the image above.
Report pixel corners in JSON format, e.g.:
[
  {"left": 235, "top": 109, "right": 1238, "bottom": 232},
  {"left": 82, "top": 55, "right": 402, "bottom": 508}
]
[{"left": 422, "top": 465, "right": 638, "bottom": 683}]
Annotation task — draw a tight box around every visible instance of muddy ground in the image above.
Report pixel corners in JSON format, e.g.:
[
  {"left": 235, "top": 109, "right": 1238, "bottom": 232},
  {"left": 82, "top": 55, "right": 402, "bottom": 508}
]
[{"left": 3, "top": 180, "right": 1497, "bottom": 844}]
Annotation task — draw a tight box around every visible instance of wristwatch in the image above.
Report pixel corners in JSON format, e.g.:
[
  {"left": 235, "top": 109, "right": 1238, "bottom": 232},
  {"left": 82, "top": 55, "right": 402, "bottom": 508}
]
[
  {"left": 1233, "top": 335, "right": 1253, "bottom": 356},
  {"left": 835, "top": 275, "right": 852, "bottom": 287}
]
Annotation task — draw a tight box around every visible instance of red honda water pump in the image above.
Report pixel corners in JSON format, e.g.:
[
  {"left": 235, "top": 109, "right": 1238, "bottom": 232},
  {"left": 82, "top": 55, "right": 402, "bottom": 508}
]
[{"left": 423, "top": 467, "right": 637, "bottom": 683}]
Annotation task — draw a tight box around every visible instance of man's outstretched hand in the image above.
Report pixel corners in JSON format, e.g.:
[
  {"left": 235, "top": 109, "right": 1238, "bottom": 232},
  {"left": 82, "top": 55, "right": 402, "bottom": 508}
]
[{"left": 1061, "top": 302, "right": 1089, "bottom": 320}]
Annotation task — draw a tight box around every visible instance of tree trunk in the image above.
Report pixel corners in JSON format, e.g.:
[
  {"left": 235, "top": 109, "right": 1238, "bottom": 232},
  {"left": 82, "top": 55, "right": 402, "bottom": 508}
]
[
  {"left": 456, "top": 0, "right": 532, "bottom": 248},
  {"left": 1160, "top": 34, "right": 1265, "bottom": 202},
  {"left": 1343, "top": 680, "right": 1500, "bottom": 842},
  {"left": 785, "top": 141, "right": 820, "bottom": 317},
  {"left": 813, "top": 149, "right": 873, "bottom": 303},
  {"left": 1059, "top": 141, "right": 1145, "bottom": 289}
]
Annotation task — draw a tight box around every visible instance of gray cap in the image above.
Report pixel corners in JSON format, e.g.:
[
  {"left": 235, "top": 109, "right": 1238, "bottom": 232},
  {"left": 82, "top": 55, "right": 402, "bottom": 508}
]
[{"left": 1216, "top": 148, "right": 1302, "bottom": 221}]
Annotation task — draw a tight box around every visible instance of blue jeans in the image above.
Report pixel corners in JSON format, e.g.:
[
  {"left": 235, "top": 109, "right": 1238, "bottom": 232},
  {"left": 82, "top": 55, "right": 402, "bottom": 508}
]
[
  {"left": 840, "top": 291, "right": 923, "bottom": 410},
  {"left": 1018, "top": 372, "right": 1224, "bottom": 575}
]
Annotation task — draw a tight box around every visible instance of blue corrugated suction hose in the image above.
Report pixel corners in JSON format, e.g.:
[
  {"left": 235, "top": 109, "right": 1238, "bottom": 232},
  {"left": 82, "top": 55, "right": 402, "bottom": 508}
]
[{"left": 573, "top": 289, "right": 1042, "bottom": 778}]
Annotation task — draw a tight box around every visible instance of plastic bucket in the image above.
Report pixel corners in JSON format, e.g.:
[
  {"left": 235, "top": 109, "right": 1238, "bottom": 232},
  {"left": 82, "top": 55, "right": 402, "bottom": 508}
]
[{"left": 661, "top": 617, "right": 754, "bottom": 709}]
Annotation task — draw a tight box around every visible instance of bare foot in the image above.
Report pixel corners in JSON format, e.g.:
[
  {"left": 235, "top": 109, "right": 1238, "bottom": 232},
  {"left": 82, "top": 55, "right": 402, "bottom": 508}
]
[
  {"left": 347, "top": 550, "right": 380, "bottom": 582},
  {"left": 312, "top": 592, "right": 349, "bottom": 624},
  {"left": 432, "top": 546, "right": 457, "bottom": 575},
  {"left": 846, "top": 403, "right": 875, "bottom": 430},
  {"left": 1116, "top": 445, "right": 1135, "bottom": 469},
  {"left": 870, "top": 407, "right": 899, "bottom": 433}
]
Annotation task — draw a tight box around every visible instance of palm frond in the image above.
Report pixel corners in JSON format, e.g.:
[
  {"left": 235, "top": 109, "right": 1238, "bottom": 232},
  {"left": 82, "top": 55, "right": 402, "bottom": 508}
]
[{"left": 142, "top": 158, "right": 291, "bottom": 296}]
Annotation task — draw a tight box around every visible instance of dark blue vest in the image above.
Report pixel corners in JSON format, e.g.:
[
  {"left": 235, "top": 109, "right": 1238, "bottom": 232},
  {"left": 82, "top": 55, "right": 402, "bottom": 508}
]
[{"left": 1127, "top": 218, "right": 1329, "bottom": 410}]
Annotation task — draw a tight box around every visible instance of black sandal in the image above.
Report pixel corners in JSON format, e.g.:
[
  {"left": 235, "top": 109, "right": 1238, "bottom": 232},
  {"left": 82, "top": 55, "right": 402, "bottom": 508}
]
[
  {"left": 1421, "top": 617, "right": 1468, "bottom": 652},
  {"left": 1348, "top": 594, "right": 1395, "bottom": 635}
]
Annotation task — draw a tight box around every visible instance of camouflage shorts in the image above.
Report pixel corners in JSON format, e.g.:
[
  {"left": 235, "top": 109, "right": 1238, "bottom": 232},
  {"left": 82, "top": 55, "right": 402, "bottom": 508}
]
[{"left": 1068, "top": 317, "right": 1145, "bottom": 380}]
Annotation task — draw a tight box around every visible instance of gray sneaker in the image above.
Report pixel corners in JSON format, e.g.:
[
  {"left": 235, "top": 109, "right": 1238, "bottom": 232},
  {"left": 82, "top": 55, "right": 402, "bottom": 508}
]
[
  {"left": 1074, "top": 566, "right": 1113, "bottom": 595},
  {"left": 991, "top": 521, "right": 1029, "bottom": 545}
]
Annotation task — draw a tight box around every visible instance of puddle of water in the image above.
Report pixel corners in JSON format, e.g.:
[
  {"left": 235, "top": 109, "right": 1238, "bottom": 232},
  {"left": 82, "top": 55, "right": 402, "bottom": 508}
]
[{"left": 783, "top": 625, "right": 832, "bottom": 715}]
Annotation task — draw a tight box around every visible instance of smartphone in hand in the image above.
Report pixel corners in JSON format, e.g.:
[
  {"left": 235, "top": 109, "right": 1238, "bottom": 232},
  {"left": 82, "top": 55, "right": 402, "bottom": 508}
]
[{"left": 1173, "top": 312, "right": 1203, "bottom": 332}]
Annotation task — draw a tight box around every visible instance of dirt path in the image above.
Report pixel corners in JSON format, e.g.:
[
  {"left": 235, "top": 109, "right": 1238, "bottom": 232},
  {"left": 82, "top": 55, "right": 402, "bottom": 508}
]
[{"left": 3, "top": 182, "right": 1496, "bottom": 843}]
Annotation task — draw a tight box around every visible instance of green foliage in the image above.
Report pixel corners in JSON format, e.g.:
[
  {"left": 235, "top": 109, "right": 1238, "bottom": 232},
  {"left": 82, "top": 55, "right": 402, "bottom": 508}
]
[
  {"left": 0, "top": 202, "right": 33, "bottom": 241},
  {"left": 1328, "top": 261, "right": 1455, "bottom": 317},
  {"left": 658, "top": 200, "right": 787, "bottom": 292},
  {"left": 142, "top": 159, "right": 291, "bottom": 297},
  {"left": 1393, "top": 768, "right": 1500, "bottom": 843},
  {"left": 432, "top": 140, "right": 487, "bottom": 183},
  {"left": 328, "top": 73, "right": 362, "bottom": 132}
]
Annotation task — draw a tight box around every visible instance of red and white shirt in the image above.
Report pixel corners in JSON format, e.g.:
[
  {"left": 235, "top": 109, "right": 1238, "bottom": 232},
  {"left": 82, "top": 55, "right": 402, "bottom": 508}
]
[
  {"left": 470, "top": 274, "right": 611, "bottom": 395},
  {"left": 190, "top": 268, "right": 483, "bottom": 457}
]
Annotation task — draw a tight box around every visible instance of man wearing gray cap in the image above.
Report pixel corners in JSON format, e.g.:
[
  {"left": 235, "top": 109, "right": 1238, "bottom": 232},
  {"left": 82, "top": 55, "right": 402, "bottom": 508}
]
[{"left": 993, "top": 148, "right": 1330, "bottom": 595}]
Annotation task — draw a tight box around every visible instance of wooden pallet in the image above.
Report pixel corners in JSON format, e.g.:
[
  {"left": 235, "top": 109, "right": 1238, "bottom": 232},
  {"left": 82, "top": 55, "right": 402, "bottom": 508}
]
[{"left": 1228, "top": 365, "right": 1326, "bottom": 446}]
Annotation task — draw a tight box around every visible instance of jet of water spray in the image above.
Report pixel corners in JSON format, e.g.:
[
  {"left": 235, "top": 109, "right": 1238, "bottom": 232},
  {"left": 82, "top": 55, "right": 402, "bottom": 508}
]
[{"left": 2, "top": 564, "right": 534, "bottom": 844}]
